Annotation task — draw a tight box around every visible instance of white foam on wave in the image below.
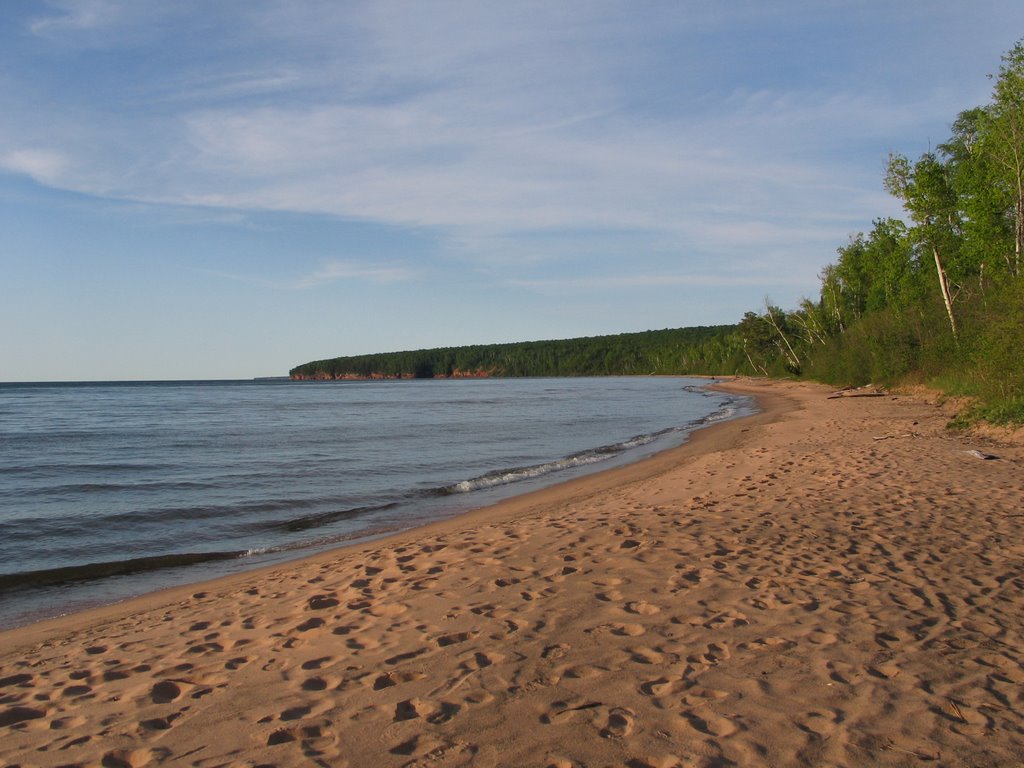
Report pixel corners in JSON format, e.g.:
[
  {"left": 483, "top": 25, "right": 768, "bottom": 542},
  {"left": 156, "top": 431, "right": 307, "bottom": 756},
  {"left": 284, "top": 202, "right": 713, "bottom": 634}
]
[
  {"left": 702, "top": 405, "right": 737, "bottom": 423},
  {"left": 450, "top": 452, "right": 614, "bottom": 494},
  {"left": 447, "top": 427, "right": 684, "bottom": 495}
]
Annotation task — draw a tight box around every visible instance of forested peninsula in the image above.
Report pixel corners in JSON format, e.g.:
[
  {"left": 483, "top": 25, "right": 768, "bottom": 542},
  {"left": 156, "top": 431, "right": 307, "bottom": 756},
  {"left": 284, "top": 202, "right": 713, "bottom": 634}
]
[
  {"left": 289, "top": 325, "right": 738, "bottom": 380},
  {"left": 293, "top": 40, "right": 1024, "bottom": 424}
]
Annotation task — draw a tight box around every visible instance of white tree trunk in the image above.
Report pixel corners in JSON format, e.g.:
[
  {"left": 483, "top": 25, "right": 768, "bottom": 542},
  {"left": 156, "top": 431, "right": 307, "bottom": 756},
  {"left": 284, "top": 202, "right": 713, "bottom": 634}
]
[{"left": 933, "top": 246, "right": 959, "bottom": 338}]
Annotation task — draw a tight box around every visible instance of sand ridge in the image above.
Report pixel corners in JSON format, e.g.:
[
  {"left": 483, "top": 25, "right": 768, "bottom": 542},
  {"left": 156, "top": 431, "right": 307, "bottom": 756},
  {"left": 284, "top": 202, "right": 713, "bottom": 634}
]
[{"left": 2, "top": 379, "right": 1023, "bottom": 767}]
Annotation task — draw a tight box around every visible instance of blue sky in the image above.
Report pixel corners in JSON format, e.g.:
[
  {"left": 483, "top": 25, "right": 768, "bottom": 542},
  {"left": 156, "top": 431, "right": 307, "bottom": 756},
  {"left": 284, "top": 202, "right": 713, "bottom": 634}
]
[{"left": 2, "top": 1, "right": 1023, "bottom": 380}]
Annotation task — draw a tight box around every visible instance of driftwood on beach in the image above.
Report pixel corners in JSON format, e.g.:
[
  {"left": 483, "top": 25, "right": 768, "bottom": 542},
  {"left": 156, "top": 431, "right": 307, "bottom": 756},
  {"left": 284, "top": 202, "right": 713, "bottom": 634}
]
[
  {"left": 827, "top": 385, "right": 887, "bottom": 399},
  {"left": 872, "top": 432, "right": 921, "bottom": 441}
]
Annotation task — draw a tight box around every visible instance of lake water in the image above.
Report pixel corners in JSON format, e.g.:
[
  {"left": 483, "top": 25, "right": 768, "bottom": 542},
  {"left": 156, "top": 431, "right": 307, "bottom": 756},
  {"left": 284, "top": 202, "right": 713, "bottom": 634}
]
[{"left": 0, "top": 377, "right": 752, "bottom": 628}]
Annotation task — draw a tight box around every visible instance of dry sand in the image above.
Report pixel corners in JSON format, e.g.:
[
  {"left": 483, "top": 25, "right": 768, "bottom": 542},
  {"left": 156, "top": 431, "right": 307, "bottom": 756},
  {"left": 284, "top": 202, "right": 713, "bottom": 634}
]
[{"left": 2, "top": 379, "right": 1023, "bottom": 767}]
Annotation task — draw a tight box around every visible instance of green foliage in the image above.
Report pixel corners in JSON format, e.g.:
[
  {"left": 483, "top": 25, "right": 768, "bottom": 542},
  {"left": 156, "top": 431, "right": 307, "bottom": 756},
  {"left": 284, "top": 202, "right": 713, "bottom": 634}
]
[
  {"left": 290, "top": 326, "right": 742, "bottom": 380},
  {"left": 728, "top": 38, "right": 1024, "bottom": 424},
  {"left": 944, "top": 279, "right": 1024, "bottom": 405}
]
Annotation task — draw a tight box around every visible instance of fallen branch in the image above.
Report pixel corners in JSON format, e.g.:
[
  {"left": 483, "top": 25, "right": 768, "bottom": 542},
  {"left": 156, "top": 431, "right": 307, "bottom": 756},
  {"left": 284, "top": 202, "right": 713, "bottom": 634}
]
[
  {"left": 947, "top": 698, "right": 968, "bottom": 724},
  {"left": 828, "top": 389, "right": 887, "bottom": 399},
  {"left": 965, "top": 449, "right": 999, "bottom": 460}
]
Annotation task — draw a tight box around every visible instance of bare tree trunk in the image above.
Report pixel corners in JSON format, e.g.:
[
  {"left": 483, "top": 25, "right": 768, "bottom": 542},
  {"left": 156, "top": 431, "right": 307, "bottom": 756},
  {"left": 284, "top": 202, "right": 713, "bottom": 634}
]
[
  {"left": 743, "top": 346, "right": 768, "bottom": 376},
  {"left": 825, "top": 281, "right": 844, "bottom": 332},
  {"left": 933, "top": 246, "right": 959, "bottom": 338},
  {"left": 1012, "top": 134, "right": 1024, "bottom": 277},
  {"left": 1016, "top": 192, "right": 1023, "bottom": 276},
  {"left": 764, "top": 303, "right": 801, "bottom": 371}
]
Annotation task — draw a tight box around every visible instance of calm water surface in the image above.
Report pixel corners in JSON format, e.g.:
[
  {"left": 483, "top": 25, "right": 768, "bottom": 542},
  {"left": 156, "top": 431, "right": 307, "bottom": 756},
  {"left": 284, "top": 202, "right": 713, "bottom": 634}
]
[{"left": 0, "top": 377, "right": 752, "bottom": 627}]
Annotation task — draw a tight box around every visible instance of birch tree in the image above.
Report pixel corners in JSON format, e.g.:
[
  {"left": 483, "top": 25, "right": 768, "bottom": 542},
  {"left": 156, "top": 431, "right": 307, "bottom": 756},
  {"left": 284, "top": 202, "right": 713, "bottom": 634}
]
[{"left": 884, "top": 152, "right": 962, "bottom": 338}]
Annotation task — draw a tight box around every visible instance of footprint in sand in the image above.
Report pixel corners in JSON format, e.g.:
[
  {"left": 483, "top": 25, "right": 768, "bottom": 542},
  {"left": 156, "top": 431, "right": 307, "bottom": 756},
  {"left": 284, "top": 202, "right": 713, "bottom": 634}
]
[
  {"left": 367, "top": 602, "right": 408, "bottom": 618},
  {"left": 389, "top": 732, "right": 453, "bottom": 758},
  {"left": 300, "top": 656, "right": 333, "bottom": 670},
  {"left": 627, "top": 754, "right": 689, "bottom": 768},
  {"left": 739, "top": 636, "right": 797, "bottom": 652},
  {"left": 346, "top": 635, "right": 381, "bottom": 651},
  {"left": 101, "top": 748, "right": 169, "bottom": 768},
  {"left": 307, "top": 594, "right": 340, "bottom": 610},
  {"left": 139, "top": 713, "right": 182, "bottom": 731},
  {"left": 702, "top": 610, "right": 749, "bottom": 629},
  {"left": 625, "top": 601, "right": 661, "bottom": 616},
  {"left": 794, "top": 708, "right": 843, "bottom": 739},
  {"left": 0, "top": 706, "right": 47, "bottom": 727},
  {"left": 433, "top": 630, "right": 477, "bottom": 648},
  {"left": 373, "top": 669, "right": 427, "bottom": 690},
  {"left": 541, "top": 643, "right": 570, "bottom": 660},
  {"left": 688, "top": 642, "right": 730, "bottom": 666},
  {"left": 679, "top": 686, "right": 730, "bottom": 708},
  {"left": 48, "top": 715, "right": 88, "bottom": 730},
  {"left": 562, "top": 665, "right": 607, "bottom": 679},
  {"left": 613, "top": 623, "right": 646, "bottom": 637},
  {"left": 681, "top": 709, "right": 738, "bottom": 737},
  {"left": 669, "top": 568, "right": 704, "bottom": 592},
  {"left": 600, "top": 707, "right": 635, "bottom": 738},
  {"left": 874, "top": 630, "right": 905, "bottom": 649},
  {"left": 866, "top": 662, "right": 901, "bottom": 680},
  {"left": 806, "top": 630, "right": 839, "bottom": 646},
  {"left": 628, "top": 647, "right": 665, "bottom": 665},
  {"left": 540, "top": 700, "right": 602, "bottom": 725},
  {"left": 640, "top": 676, "right": 689, "bottom": 698},
  {"left": 394, "top": 698, "right": 460, "bottom": 724},
  {"left": 265, "top": 721, "right": 339, "bottom": 753},
  {"left": 302, "top": 675, "right": 340, "bottom": 692},
  {"left": 0, "top": 672, "right": 34, "bottom": 688},
  {"left": 150, "top": 680, "right": 182, "bottom": 704},
  {"left": 461, "top": 651, "right": 504, "bottom": 670},
  {"left": 103, "top": 667, "right": 133, "bottom": 682},
  {"left": 824, "top": 660, "right": 860, "bottom": 685}
]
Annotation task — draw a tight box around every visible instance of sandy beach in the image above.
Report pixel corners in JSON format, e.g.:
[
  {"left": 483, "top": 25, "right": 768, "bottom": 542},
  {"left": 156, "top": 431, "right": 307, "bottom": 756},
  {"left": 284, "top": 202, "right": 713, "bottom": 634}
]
[{"left": 2, "top": 379, "right": 1023, "bottom": 767}]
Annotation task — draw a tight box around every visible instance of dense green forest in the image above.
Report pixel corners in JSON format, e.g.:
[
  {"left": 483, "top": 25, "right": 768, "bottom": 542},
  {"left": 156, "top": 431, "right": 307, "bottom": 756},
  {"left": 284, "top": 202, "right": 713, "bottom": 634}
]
[
  {"left": 290, "top": 325, "right": 740, "bottom": 379},
  {"left": 293, "top": 40, "right": 1024, "bottom": 424},
  {"left": 737, "top": 39, "right": 1024, "bottom": 424}
]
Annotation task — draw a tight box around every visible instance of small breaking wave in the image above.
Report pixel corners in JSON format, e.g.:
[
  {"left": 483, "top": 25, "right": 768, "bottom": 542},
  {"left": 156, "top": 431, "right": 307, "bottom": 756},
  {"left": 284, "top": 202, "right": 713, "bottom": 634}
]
[
  {"left": 256, "top": 501, "right": 400, "bottom": 533},
  {"left": 701, "top": 401, "right": 740, "bottom": 424},
  {"left": 441, "top": 426, "right": 683, "bottom": 495}
]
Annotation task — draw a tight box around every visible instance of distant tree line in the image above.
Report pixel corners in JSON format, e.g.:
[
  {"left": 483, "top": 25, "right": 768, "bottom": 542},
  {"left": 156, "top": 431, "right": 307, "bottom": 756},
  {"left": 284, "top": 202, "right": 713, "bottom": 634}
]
[{"left": 290, "top": 326, "right": 744, "bottom": 380}]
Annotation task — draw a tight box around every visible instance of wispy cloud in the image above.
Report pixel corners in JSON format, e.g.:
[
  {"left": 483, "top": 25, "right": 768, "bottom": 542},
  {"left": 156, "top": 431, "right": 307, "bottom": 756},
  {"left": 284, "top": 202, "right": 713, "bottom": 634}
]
[
  {"left": 0, "top": 148, "right": 70, "bottom": 184},
  {"left": 292, "top": 260, "right": 415, "bottom": 289},
  {"left": 207, "top": 260, "right": 416, "bottom": 291},
  {"left": 2, "top": 1, "right": 1019, "bottom": 288},
  {"left": 144, "top": 69, "right": 308, "bottom": 106},
  {"left": 29, "top": 0, "right": 121, "bottom": 34},
  {"left": 507, "top": 270, "right": 810, "bottom": 294},
  {"left": 27, "top": 0, "right": 179, "bottom": 47}
]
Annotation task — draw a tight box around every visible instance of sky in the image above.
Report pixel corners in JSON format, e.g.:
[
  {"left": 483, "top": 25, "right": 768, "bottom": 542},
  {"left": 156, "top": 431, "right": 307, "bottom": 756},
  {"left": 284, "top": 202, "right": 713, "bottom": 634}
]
[{"left": 2, "top": 1, "right": 1024, "bottom": 381}]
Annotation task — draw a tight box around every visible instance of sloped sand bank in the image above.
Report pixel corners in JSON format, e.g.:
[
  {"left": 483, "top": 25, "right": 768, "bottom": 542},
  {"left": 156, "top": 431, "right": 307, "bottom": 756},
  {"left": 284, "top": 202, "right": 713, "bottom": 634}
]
[{"left": 2, "top": 379, "right": 1023, "bottom": 767}]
